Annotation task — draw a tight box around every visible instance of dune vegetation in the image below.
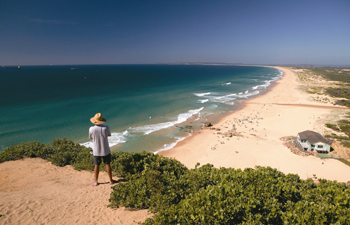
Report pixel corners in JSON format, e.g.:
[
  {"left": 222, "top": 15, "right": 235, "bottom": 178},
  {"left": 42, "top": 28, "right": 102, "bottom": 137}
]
[{"left": 1, "top": 138, "right": 350, "bottom": 224}]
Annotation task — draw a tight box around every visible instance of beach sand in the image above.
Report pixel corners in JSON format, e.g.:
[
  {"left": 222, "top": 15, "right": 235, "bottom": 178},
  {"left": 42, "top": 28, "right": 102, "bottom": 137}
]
[
  {"left": 1, "top": 66, "right": 350, "bottom": 225},
  {"left": 160, "top": 67, "right": 350, "bottom": 182}
]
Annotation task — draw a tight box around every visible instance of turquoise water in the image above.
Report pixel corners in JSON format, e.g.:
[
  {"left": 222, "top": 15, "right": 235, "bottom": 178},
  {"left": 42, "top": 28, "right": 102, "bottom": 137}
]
[{"left": 0, "top": 65, "right": 282, "bottom": 153}]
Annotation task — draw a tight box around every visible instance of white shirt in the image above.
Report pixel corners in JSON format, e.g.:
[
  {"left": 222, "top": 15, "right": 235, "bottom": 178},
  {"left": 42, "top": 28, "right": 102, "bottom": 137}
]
[{"left": 89, "top": 125, "right": 111, "bottom": 156}]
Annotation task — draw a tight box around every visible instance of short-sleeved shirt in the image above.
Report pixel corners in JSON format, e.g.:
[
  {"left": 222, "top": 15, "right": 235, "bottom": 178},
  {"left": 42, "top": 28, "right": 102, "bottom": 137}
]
[{"left": 89, "top": 125, "right": 111, "bottom": 156}]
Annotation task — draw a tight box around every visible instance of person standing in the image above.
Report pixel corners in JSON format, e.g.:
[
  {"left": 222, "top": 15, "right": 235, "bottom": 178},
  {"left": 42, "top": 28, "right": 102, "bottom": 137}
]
[{"left": 89, "top": 113, "right": 115, "bottom": 186}]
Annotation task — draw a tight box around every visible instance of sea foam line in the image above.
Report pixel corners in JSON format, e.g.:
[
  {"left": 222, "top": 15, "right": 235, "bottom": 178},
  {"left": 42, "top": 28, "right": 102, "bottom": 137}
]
[
  {"left": 130, "top": 107, "right": 204, "bottom": 135},
  {"left": 198, "top": 99, "right": 209, "bottom": 103},
  {"left": 154, "top": 136, "right": 188, "bottom": 154},
  {"left": 80, "top": 129, "right": 128, "bottom": 148},
  {"left": 194, "top": 92, "right": 210, "bottom": 97},
  {"left": 210, "top": 94, "right": 236, "bottom": 105}
]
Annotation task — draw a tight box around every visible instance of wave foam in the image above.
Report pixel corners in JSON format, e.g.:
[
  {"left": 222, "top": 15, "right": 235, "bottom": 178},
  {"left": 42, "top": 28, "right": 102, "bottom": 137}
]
[
  {"left": 154, "top": 136, "right": 188, "bottom": 154},
  {"left": 210, "top": 94, "right": 236, "bottom": 105},
  {"left": 226, "top": 90, "right": 260, "bottom": 99},
  {"left": 131, "top": 107, "right": 204, "bottom": 135},
  {"left": 198, "top": 99, "right": 209, "bottom": 103},
  {"left": 194, "top": 92, "right": 210, "bottom": 97}
]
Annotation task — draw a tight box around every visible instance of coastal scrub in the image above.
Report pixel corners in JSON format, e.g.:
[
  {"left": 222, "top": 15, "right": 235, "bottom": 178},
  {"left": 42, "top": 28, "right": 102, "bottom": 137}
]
[{"left": 1, "top": 139, "right": 350, "bottom": 224}]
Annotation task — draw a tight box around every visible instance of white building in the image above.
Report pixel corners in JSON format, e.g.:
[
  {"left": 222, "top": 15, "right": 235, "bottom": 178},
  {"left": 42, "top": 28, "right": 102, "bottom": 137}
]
[{"left": 297, "top": 130, "right": 334, "bottom": 153}]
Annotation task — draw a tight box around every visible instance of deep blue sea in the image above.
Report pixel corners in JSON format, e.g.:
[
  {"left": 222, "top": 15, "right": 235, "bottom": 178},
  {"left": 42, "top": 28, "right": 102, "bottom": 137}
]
[{"left": 0, "top": 65, "right": 282, "bottom": 153}]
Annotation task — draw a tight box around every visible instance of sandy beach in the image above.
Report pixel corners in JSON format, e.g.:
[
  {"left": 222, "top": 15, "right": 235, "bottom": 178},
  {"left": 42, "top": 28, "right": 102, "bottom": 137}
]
[
  {"left": 1, "top": 66, "right": 350, "bottom": 225},
  {"left": 160, "top": 66, "right": 350, "bottom": 182}
]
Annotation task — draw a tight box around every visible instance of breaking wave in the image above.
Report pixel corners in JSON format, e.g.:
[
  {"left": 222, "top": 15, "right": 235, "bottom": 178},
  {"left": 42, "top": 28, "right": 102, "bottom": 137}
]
[{"left": 130, "top": 107, "right": 204, "bottom": 135}]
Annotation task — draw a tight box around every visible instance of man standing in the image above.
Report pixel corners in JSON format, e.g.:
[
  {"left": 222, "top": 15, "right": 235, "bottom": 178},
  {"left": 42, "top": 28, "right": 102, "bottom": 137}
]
[{"left": 89, "top": 113, "right": 115, "bottom": 186}]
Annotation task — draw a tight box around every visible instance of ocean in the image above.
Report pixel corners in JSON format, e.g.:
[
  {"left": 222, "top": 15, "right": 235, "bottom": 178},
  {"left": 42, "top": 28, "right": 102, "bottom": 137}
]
[{"left": 0, "top": 64, "right": 282, "bottom": 153}]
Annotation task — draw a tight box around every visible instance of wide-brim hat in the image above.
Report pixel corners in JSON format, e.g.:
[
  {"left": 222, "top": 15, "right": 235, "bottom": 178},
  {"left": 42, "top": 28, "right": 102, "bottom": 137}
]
[{"left": 90, "top": 113, "right": 106, "bottom": 125}]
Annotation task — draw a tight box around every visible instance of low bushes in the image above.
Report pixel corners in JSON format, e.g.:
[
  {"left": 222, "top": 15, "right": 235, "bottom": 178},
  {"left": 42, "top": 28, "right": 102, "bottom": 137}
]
[
  {"left": 0, "top": 138, "right": 93, "bottom": 170},
  {"left": 1, "top": 139, "right": 350, "bottom": 224}
]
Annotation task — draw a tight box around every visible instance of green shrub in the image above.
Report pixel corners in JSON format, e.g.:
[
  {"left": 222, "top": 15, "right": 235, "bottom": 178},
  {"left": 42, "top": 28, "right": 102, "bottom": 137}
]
[
  {"left": 0, "top": 141, "right": 50, "bottom": 163},
  {"left": 48, "top": 138, "right": 88, "bottom": 167},
  {"left": 0, "top": 138, "right": 93, "bottom": 169},
  {"left": 109, "top": 151, "right": 189, "bottom": 212},
  {"left": 110, "top": 151, "right": 188, "bottom": 180},
  {"left": 71, "top": 146, "right": 94, "bottom": 171},
  {"left": 325, "top": 123, "right": 340, "bottom": 131},
  {"left": 335, "top": 99, "right": 350, "bottom": 108},
  {"left": 2, "top": 139, "right": 350, "bottom": 224}
]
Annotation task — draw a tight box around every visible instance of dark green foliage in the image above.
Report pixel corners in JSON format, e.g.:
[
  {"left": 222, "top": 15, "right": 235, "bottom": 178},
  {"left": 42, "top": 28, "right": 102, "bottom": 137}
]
[
  {"left": 2, "top": 139, "right": 350, "bottom": 224},
  {"left": 126, "top": 166, "right": 307, "bottom": 224},
  {"left": 0, "top": 141, "right": 51, "bottom": 163},
  {"left": 334, "top": 99, "right": 350, "bottom": 108},
  {"left": 48, "top": 138, "right": 84, "bottom": 167},
  {"left": 283, "top": 179, "right": 350, "bottom": 224},
  {"left": 110, "top": 151, "right": 188, "bottom": 179},
  {"left": 326, "top": 87, "right": 350, "bottom": 99},
  {"left": 0, "top": 138, "right": 94, "bottom": 170},
  {"left": 109, "top": 151, "right": 189, "bottom": 212},
  {"left": 110, "top": 160, "right": 350, "bottom": 225}
]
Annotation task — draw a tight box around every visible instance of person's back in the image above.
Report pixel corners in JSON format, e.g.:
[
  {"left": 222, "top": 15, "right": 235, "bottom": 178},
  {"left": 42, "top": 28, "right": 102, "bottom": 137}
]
[
  {"left": 89, "top": 113, "right": 115, "bottom": 186},
  {"left": 89, "top": 124, "right": 111, "bottom": 156}
]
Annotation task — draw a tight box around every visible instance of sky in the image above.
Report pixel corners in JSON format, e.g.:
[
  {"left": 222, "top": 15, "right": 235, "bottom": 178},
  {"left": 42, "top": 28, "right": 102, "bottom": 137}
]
[{"left": 1, "top": 0, "right": 349, "bottom": 66}]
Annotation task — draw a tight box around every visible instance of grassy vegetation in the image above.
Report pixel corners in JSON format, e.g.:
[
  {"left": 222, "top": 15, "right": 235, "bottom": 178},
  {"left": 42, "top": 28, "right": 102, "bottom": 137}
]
[
  {"left": 338, "top": 158, "right": 350, "bottom": 167},
  {"left": 1, "top": 139, "right": 350, "bottom": 224},
  {"left": 334, "top": 99, "right": 350, "bottom": 108},
  {"left": 325, "top": 123, "right": 340, "bottom": 132},
  {"left": 293, "top": 67, "right": 350, "bottom": 106},
  {"left": 306, "top": 67, "right": 350, "bottom": 107},
  {"left": 324, "top": 114, "right": 350, "bottom": 148},
  {"left": 308, "top": 67, "right": 350, "bottom": 83}
]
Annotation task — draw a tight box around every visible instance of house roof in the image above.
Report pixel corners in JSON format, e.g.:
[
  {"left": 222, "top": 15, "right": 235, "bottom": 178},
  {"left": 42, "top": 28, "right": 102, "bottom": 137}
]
[{"left": 298, "top": 130, "right": 334, "bottom": 145}]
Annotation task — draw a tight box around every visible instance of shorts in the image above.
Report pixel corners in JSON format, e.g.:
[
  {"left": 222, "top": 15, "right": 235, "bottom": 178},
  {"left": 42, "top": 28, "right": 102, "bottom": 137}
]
[{"left": 93, "top": 154, "right": 111, "bottom": 165}]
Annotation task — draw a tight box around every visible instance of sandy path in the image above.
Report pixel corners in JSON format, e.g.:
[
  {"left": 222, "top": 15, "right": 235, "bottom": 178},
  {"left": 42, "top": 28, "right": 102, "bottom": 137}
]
[
  {"left": 0, "top": 158, "right": 150, "bottom": 225},
  {"left": 160, "top": 67, "right": 350, "bottom": 183}
]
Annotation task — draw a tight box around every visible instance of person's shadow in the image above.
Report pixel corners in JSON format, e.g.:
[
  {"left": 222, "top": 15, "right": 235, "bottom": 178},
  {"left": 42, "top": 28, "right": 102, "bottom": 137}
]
[{"left": 102, "top": 178, "right": 127, "bottom": 185}]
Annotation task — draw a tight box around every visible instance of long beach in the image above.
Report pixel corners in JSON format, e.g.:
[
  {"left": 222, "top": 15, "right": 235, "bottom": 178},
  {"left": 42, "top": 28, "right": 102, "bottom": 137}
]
[{"left": 159, "top": 66, "right": 350, "bottom": 182}]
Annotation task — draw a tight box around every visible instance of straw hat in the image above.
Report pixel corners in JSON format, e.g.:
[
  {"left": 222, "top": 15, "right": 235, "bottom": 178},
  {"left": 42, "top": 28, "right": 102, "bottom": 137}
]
[{"left": 90, "top": 113, "right": 106, "bottom": 125}]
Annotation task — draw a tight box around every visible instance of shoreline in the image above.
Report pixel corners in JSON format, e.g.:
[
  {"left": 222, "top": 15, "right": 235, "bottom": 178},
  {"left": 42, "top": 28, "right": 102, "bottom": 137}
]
[
  {"left": 159, "top": 66, "right": 350, "bottom": 182},
  {"left": 110, "top": 66, "right": 281, "bottom": 153},
  {"left": 156, "top": 65, "right": 280, "bottom": 154}
]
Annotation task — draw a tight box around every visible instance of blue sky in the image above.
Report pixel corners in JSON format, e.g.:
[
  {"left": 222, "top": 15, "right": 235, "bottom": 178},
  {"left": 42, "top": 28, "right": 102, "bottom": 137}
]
[{"left": 1, "top": 0, "right": 349, "bottom": 65}]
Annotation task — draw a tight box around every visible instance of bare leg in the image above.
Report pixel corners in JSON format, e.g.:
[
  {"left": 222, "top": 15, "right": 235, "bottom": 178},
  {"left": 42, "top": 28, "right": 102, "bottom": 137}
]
[
  {"left": 93, "top": 165, "right": 100, "bottom": 185},
  {"left": 106, "top": 164, "right": 114, "bottom": 184}
]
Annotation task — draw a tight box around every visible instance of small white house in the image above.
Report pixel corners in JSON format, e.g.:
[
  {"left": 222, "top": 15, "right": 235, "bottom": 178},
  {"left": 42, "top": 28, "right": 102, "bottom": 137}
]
[{"left": 297, "top": 130, "right": 334, "bottom": 153}]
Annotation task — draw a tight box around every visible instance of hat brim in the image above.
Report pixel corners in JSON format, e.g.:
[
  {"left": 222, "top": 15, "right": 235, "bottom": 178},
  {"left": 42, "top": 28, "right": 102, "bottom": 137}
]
[{"left": 90, "top": 117, "right": 106, "bottom": 125}]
